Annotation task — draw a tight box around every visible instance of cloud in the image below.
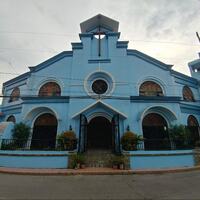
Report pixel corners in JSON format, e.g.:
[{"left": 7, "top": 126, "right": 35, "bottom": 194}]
[
  {"left": 146, "top": 10, "right": 175, "bottom": 38},
  {"left": 0, "top": 0, "right": 199, "bottom": 92}
]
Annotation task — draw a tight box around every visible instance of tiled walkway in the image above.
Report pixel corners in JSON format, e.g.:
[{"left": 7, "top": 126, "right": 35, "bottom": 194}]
[{"left": 0, "top": 166, "right": 200, "bottom": 175}]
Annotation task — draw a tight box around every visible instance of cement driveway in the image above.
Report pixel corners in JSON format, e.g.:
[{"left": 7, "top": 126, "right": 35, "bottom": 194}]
[{"left": 0, "top": 170, "right": 200, "bottom": 199}]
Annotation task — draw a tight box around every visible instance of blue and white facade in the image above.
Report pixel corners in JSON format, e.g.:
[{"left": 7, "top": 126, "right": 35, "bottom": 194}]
[{"left": 0, "top": 14, "right": 200, "bottom": 154}]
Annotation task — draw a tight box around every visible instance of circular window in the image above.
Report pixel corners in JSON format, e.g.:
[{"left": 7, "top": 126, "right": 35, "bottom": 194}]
[
  {"left": 92, "top": 79, "right": 108, "bottom": 94},
  {"left": 84, "top": 71, "right": 115, "bottom": 96}
]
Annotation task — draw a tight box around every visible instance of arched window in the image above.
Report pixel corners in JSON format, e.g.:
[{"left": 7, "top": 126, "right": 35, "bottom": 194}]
[
  {"left": 183, "top": 86, "right": 195, "bottom": 102},
  {"left": 187, "top": 115, "right": 199, "bottom": 127},
  {"left": 143, "top": 113, "right": 167, "bottom": 127},
  {"left": 9, "top": 87, "right": 20, "bottom": 102},
  {"left": 39, "top": 82, "right": 61, "bottom": 97},
  {"left": 6, "top": 115, "right": 16, "bottom": 123},
  {"left": 34, "top": 113, "right": 57, "bottom": 126},
  {"left": 139, "top": 81, "right": 163, "bottom": 96}
]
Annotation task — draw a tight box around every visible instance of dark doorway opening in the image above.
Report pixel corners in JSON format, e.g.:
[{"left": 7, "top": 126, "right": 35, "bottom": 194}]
[
  {"left": 87, "top": 116, "right": 112, "bottom": 150},
  {"left": 142, "top": 113, "right": 171, "bottom": 150},
  {"left": 187, "top": 115, "right": 200, "bottom": 147},
  {"left": 31, "top": 113, "right": 57, "bottom": 150}
]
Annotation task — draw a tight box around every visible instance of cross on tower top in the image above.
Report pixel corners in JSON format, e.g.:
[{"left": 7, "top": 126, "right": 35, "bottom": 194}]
[
  {"left": 93, "top": 26, "right": 106, "bottom": 39},
  {"left": 93, "top": 26, "right": 106, "bottom": 57}
]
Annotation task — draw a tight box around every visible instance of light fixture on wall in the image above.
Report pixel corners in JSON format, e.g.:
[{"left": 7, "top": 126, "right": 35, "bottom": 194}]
[
  {"left": 126, "top": 125, "right": 130, "bottom": 131},
  {"left": 69, "top": 125, "right": 72, "bottom": 130}
]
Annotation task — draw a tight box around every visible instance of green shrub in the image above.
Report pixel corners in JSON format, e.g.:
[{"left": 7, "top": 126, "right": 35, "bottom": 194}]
[
  {"left": 169, "top": 125, "right": 191, "bottom": 149},
  {"left": 12, "top": 122, "right": 30, "bottom": 141},
  {"left": 1, "top": 142, "right": 17, "bottom": 150},
  {"left": 57, "top": 130, "right": 77, "bottom": 150},
  {"left": 121, "top": 131, "right": 142, "bottom": 150},
  {"left": 5, "top": 122, "right": 31, "bottom": 150}
]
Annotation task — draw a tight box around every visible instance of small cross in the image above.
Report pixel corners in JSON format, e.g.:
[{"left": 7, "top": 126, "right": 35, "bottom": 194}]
[{"left": 93, "top": 26, "right": 105, "bottom": 57}]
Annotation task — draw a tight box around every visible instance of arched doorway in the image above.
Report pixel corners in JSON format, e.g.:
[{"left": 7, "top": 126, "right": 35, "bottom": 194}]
[
  {"left": 87, "top": 116, "right": 112, "bottom": 150},
  {"left": 31, "top": 113, "right": 57, "bottom": 150},
  {"left": 187, "top": 115, "right": 200, "bottom": 147},
  {"left": 142, "top": 113, "right": 170, "bottom": 150}
]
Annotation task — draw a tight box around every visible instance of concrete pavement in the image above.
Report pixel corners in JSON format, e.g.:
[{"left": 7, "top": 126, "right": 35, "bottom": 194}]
[{"left": 0, "top": 170, "right": 200, "bottom": 199}]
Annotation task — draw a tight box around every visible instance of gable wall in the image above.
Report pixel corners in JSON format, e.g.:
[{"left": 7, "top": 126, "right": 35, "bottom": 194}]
[{"left": 26, "top": 56, "right": 72, "bottom": 97}]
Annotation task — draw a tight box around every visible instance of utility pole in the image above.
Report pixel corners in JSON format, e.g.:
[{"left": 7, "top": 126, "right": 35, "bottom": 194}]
[
  {"left": 196, "top": 32, "right": 200, "bottom": 58},
  {"left": 196, "top": 32, "right": 200, "bottom": 43}
]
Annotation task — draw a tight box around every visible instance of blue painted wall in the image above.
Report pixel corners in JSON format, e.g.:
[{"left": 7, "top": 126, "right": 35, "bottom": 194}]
[
  {"left": 130, "top": 150, "right": 194, "bottom": 169},
  {"left": 0, "top": 151, "right": 69, "bottom": 169}
]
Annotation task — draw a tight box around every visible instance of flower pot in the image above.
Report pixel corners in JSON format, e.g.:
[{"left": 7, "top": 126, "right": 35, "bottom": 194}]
[
  {"left": 119, "top": 163, "right": 124, "bottom": 170},
  {"left": 81, "top": 164, "right": 86, "bottom": 169},
  {"left": 75, "top": 163, "right": 80, "bottom": 169},
  {"left": 112, "top": 164, "right": 118, "bottom": 169}
]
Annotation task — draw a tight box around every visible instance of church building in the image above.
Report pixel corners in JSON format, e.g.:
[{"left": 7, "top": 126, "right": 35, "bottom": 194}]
[{"left": 0, "top": 14, "right": 200, "bottom": 154}]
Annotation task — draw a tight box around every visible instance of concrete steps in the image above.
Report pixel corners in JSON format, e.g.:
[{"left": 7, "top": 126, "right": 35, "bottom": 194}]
[{"left": 84, "top": 149, "right": 114, "bottom": 168}]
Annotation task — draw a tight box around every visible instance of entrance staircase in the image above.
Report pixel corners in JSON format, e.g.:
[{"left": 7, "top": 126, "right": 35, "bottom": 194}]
[{"left": 84, "top": 149, "right": 114, "bottom": 168}]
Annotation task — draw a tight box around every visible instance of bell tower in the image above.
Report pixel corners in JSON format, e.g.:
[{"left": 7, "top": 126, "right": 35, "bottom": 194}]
[
  {"left": 189, "top": 32, "right": 200, "bottom": 80},
  {"left": 189, "top": 55, "right": 200, "bottom": 80},
  {"left": 79, "top": 14, "right": 120, "bottom": 59}
]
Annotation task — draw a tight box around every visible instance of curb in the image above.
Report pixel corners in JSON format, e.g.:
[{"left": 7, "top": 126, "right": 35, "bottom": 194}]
[{"left": 0, "top": 166, "right": 200, "bottom": 176}]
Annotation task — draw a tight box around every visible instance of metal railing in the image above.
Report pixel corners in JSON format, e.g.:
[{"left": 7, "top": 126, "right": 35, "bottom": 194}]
[
  {"left": 0, "top": 138, "right": 198, "bottom": 151},
  {"left": 137, "top": 138, "right": 198, "bottom": 150},
  {"left": 0, "top": 139, "right": 77, "bottom": 151}
]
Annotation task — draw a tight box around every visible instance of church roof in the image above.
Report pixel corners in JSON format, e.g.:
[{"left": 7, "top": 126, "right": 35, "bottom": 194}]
[{"left": 80, "top": 14, "right": 119, "bottom": 33}]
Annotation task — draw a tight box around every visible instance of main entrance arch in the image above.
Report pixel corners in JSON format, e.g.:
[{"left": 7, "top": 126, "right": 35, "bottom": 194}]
[
  {"left": 31, "top": 113, "right": 58, "bottom": 150},
  {"left": 87, "top": 116, "right": 112, "bottom": 149}
]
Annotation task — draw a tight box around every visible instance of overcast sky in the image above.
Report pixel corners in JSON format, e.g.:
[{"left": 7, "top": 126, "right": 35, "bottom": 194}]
[{"left": 0, "top": 0, "right": 200, "bottom": 92}]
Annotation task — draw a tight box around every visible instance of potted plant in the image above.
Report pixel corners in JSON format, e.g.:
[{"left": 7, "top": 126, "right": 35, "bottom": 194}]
[
  {"left": 71, "top": 153, "right": 85, "bottom": 169},
  {"left": 111, "top": 156, "right": 119, "bottom": 169},
  {"left": 80, "top": 162, "right": 86, "bottom": 169},
  {"left": 57, "top": 129, "right": 77, "bottom": 150},
  {"left": 111, "top": 155, "right": 126, "bottom": 170},
  {"left": 118, "top": 155, "right": 126, "bottom": 170},
  {"left": 119, "top": 163, "right": 124, "bottom": 170},
  {"left": 121, "top": 130, "right": 142, "bottom": 151}
]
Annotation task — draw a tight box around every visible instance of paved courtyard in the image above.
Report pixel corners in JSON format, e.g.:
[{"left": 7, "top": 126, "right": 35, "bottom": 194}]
[{"left": 0, "top": 170, "right": 200, "bottom": 199}]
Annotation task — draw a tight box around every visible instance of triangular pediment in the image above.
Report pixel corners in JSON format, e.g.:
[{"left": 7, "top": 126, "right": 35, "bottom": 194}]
[{"left": 72, "top": 100, "right": 127, "bottom": 119}]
